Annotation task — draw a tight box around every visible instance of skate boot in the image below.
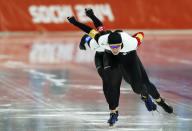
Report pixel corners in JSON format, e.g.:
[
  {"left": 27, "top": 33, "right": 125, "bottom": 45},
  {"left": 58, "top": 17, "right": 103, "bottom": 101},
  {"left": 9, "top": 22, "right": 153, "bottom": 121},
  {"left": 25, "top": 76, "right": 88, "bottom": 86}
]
[
  {"left": 116, "top": 110, "right": 119, "bottom": 120},
  {"left": 156, "top": 98, "right": 173, "bottom": 113},
  {"left": 107, "top": 112, "right": 118, "bottom": 126},
  {"left": 142, "top": 95, "right": 157, "bottom": 111}
]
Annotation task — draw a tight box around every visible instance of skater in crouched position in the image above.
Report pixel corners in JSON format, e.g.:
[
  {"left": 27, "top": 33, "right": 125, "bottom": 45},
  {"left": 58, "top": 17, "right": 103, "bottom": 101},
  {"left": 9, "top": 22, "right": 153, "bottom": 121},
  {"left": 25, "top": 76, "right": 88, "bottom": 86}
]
[{"left": 67, "top": 8, "right": 173, "bottom": 126}]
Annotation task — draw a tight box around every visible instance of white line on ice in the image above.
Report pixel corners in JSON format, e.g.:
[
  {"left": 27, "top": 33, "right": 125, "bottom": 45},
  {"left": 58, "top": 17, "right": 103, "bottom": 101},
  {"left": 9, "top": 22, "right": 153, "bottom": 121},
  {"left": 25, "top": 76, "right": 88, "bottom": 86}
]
[
  {"left": 24, "top": 69, "right": 67, "bottom": 86},
  {"left": 156, "top": 54, "right": 192, "bottom": 65}
]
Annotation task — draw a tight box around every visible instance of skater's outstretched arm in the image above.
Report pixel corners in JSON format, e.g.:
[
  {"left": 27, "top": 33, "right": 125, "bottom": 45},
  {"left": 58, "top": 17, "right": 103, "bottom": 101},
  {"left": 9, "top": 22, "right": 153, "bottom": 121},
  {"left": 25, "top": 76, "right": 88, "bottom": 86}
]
[
  {"left": 67, "top": 16, "right": 99, "bottom": 38},
  {"left": 85, "top": 8, "right": 104, "bottom": 31},
  {"left": 79, "top": 9, "right": 112, "bottom": 51}
]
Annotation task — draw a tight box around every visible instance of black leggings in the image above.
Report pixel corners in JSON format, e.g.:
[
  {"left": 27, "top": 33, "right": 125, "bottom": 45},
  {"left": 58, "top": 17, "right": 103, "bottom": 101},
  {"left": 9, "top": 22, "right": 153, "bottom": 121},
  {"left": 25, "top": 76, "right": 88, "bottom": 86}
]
[
  {"left": 95, "top": 51, "right": 160, "bottom": 110},
  {"left": 119, "top": 52, "right": 160, "bottom": 99},
  {"left": 95, "top": 52, "right": 122, "bottom": 110},
  {"left": 101, "top": 51, "right": 160, "bottom": 110}
]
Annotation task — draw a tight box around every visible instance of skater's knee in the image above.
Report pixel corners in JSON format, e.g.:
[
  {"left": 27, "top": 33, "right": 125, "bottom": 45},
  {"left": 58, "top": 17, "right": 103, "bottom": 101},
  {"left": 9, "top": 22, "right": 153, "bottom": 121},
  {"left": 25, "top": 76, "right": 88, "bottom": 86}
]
[
  {"left": 104, "top": 66, "right": 112, "bottom": 75},
  {"left": 104, "top": 66, "right": 111, "bottom": 71},
  {"left": 132, "top": 88, "right": 141, "bottom": 94},
  {"left": 131, "top": 83, "right": 142, "bottom": 94}
]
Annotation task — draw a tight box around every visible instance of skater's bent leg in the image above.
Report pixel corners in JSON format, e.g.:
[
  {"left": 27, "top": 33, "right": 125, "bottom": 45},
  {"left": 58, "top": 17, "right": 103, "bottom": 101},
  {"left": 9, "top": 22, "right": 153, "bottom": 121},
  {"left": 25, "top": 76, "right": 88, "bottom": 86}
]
[
  {"left": 103, "top": 52, "right": 122, "bottom": 111},
  {"left": 136, "top": 53, "right": 173, "bottom": 113},
  {"left": 97, "top": 67, "right": 110, "bottom": 104},
  {"left": 104, "top": 66, "right": 121, "bottom": 126},
  {"left": 95, "top": 52, "right": 111, "bottom": 106},
  {"left": 111, "top": 66, "right": 122, "bottom": 110},
  {"left": 104, "top": 66, "right": 122, "bottom": 110},
  {"left": 136, "top": 54, "right": 161, "bottom": 99},
  {"left": 120, "top": 51, "right": 157, "bottom": 111}
]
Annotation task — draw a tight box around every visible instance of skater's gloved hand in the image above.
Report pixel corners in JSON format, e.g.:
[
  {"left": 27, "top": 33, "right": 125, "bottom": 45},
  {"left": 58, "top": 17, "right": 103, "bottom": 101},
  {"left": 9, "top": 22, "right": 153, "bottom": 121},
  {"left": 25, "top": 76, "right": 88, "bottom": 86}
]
[
  {"left": 67, "top": 16, "right": 77, "bottom": 24},
  {"left": 85, "top": 8, "right": 94, "bottom": 17}
]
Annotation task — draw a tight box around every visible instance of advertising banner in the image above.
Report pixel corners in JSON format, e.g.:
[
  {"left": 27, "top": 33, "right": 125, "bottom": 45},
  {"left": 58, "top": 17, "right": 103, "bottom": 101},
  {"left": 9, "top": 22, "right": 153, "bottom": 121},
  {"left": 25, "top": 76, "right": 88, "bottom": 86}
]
[{"left": 0, "top": 0, "right": 192, "bottom": 31}]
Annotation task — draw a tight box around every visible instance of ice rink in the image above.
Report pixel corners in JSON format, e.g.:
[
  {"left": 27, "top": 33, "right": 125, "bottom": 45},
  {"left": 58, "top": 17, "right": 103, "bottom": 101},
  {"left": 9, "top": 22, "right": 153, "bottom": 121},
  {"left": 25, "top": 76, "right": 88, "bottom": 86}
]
[{"left": 0, "top": 32, "right": 192, "bottom": 131}]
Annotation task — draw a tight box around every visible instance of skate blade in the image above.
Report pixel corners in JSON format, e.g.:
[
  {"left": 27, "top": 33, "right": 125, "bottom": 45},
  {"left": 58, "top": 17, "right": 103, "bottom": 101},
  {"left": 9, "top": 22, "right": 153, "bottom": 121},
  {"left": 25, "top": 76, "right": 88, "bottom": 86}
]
[
  {"left": 171, "top": 111, "right": 177, "bottom": 116},
  {"left": 109, "top": 124, "right": 116, "bottom": 128}
]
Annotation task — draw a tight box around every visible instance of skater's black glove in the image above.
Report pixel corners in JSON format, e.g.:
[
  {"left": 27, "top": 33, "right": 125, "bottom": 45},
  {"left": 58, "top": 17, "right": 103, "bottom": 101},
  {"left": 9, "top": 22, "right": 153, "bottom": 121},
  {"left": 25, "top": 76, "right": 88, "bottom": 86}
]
[
  {"left": 85, "top": 8, "right": 94, "bottom": 17},
  {"left": 67, "top": 16, "right": 77, "bottom": 24}
]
